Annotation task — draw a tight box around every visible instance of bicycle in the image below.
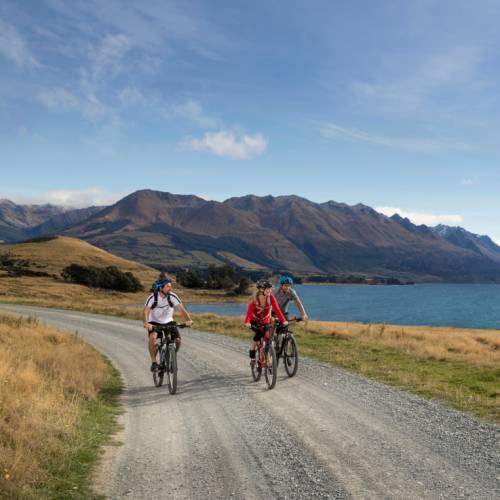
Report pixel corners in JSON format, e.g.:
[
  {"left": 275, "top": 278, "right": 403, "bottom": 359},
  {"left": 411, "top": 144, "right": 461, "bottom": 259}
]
[
  {"left": 152, "top": 322, "right": 186, "bottom": 394},
  {"left": 250, "top": 324, "right": 278, "bottom": 390},
  {"left": 273, "top": 317, "right": 301, "bottom": 377}
]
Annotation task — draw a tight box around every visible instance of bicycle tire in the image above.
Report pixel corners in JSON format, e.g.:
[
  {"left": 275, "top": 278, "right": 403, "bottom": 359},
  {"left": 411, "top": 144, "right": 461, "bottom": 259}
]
[
  {"left": 283, "top": 335, "right": 299, "bottom": 377},
  {"left": 167, "top": 346, "right": 178, "bottom": 394},
  {"left": 251, "top": 352, "right": 262, "bottom": 382},
  {"left": 153, "top": 347, "right": 165, "bottom": 387},
  {"left": 264, "top": 344, "right": 277, "bottom": 389}
]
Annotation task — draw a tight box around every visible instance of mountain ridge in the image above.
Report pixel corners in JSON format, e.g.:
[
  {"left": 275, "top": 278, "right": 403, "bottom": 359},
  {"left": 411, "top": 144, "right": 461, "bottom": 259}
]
[{"left": 2, "top": 190, "right": 500, "bottom": 282}]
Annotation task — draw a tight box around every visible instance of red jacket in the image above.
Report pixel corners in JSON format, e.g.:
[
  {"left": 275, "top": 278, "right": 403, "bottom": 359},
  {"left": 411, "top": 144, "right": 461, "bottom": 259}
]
[{"left": 245, "top": 293, "right": 286, "bottom": 325}]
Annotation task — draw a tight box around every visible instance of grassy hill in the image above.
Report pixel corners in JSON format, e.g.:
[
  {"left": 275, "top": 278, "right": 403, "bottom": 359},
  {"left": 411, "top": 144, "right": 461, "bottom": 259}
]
[{"left": 0, "top": 236, "right": 238, "bottom": 311}]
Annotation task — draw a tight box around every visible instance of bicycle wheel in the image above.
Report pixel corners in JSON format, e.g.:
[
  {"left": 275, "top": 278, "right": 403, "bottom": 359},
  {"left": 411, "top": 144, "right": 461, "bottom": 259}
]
[
  {"left": 283, "top": 335, "right": 299, "bottom": 377},
  {"left": 153, "top": 347, "right": 165, "bottom": 387},
  {"left": 264, "top": 344, "right": 277, "bottom": 389},
  {"left": 251, "top": 350, "right": 262, "bottom": 382},
  {"left": 167, "top": 346, "right": 178, "bottom": 394}
]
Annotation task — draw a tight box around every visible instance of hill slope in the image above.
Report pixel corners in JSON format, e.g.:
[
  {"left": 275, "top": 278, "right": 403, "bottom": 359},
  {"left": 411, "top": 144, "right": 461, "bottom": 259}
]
[{"left": 64, "top": 190, "right": 500, "bottom": 282}]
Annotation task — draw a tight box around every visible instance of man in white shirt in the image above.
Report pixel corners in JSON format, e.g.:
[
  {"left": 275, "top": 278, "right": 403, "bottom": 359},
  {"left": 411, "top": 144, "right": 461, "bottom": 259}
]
[{"left": 143, "top": 277, "right": 193, "bottom": 372}]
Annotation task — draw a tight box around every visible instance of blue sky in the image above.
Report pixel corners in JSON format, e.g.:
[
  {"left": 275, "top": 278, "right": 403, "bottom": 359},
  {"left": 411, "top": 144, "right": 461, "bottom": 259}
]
[{"left": 1, "top": 1, "right": 499, "bottom": 242}]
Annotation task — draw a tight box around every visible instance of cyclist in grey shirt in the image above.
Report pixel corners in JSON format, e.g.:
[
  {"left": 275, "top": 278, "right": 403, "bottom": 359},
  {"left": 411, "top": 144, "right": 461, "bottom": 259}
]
[{"left": 274, "top": 275, "right": 308, "bottom": 321}]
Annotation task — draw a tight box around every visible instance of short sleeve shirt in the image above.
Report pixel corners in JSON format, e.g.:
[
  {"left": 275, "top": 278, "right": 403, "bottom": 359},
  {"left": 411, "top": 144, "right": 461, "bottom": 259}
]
[
  {"left": 273, "top": 287, "right": 299, "bottom": 313},
  {"left": 145, "top": 292, "right": 181, "bottom": 324}
]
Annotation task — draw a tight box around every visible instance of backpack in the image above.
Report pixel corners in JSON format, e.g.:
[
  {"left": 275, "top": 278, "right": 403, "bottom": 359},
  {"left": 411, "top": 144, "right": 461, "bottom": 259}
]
[{"left": 150, "top": 281, "right": 174, "bottom": 310}]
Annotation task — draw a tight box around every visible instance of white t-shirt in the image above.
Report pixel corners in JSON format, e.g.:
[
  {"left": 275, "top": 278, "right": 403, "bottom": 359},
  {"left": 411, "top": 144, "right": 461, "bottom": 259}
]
[{"left": 145, "top": 292, "right": 182, "bottom": 324}]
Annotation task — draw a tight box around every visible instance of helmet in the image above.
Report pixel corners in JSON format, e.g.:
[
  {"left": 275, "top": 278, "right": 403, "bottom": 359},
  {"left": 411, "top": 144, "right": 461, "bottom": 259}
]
[
  {"left": 153, "top": 277, "right": 172, "bottom": 291},
  {"left": 279, "top": 275, "right": 293, "bottom": 285},
  {"left": 256, "top": 279, "right": 272, "bottom": 289}
]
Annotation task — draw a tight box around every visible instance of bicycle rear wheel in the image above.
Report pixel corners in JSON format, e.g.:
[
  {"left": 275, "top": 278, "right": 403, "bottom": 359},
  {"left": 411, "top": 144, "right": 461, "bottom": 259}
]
[
  {"left": 167, "top": 346, "right": 178, "bottom": 394},
  {"left": 283, "top": 335, "right": 298, "bottom": 377},
  {"left": 264, "top": 344, "right": 277, "bottom": 389}
]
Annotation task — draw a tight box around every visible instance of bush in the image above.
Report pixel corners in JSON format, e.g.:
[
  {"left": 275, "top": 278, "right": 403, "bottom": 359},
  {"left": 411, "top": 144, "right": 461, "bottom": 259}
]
[{"left": 61, "top": 264, "right": 143, "bottom": 292}]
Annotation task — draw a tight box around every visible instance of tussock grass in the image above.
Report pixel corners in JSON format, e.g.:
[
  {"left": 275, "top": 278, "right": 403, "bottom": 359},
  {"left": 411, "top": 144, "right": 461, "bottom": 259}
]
[
  {"left": 188, "top": 314, "right": 500, "bottom": 423},
  {"left": 0, "top": 312, "right": 121, "bottom": 499}
]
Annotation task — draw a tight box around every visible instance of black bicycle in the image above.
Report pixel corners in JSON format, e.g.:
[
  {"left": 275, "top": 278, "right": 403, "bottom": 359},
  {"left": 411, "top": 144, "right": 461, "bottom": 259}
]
[
  {"left": 274, "top": 317, "right": 301, "bottom": 377},
  {"left": 250, "top": 324, "right": 278, "bottom": 390},
  {"left": 152, "top": 323, "right": 186, "bottom": 394}
]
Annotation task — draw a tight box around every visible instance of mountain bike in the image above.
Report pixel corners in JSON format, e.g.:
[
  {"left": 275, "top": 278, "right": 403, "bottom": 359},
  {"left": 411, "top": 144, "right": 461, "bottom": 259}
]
[
  {"left": 152, "top": 323, "right": 186, "bottom": 394},
  {"left": 250, "top": 324, "right": 277, "bottom": 390},
  {"left": 274, "top": 317, "right": 301, "bottom": 377}
]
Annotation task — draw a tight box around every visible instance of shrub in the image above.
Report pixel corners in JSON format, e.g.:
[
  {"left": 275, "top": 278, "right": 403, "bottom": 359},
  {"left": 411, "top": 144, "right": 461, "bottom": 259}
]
[{"left": 61, "top": 264, "right": 143, "bottom": 292}]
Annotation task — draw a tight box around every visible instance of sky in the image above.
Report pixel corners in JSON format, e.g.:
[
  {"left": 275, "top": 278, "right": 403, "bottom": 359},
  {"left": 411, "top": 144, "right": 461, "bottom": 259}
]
[{"left": 1, "top": 0, "right": 499, "bottom": 242}]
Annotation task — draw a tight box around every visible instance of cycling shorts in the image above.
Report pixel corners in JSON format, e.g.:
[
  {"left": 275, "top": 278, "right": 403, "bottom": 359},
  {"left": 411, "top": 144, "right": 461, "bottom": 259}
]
[
  {"left": 251, "top": 323, "right": 271, "bottom": 342},
  {"left": 148, "top": 321, "right": 180, "bottom": 339}
]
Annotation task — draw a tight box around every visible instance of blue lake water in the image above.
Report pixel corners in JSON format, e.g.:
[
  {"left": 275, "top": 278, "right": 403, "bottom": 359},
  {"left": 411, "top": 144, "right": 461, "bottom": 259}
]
[{"left": 188, "top": 284, "right": 500, "bottom": 330}]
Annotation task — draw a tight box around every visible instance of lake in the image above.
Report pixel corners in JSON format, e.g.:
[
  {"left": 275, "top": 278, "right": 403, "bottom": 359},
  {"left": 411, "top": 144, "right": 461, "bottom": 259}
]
[{"left": 188, "top": 284, "right": 500, "bottom": 330}]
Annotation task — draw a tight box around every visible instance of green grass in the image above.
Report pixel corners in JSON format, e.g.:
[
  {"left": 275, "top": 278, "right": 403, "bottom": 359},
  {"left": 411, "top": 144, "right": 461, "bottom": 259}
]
[{"left": 15, "top": 359, "right": 123, "bottom": 500}]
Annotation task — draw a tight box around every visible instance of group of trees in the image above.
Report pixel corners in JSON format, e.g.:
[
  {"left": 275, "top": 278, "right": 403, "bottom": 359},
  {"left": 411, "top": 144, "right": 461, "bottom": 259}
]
[
  {"left": 62, "top": 264, "right": 143, "bottom": 292},
  {"left": 176, "top": 264, "right": 250, "bottom": 295}
]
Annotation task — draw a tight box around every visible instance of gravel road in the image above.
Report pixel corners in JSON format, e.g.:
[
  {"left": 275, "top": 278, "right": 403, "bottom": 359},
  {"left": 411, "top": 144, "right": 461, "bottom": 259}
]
[{"left": 2, "top": 304, "right": 499, "bottom": 499}]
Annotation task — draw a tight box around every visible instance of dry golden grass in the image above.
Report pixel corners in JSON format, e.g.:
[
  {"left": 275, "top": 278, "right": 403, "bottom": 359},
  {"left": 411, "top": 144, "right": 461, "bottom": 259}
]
[
  {"left": 0, "top": 312, "right": 109, "bottom": 495},
  {"left": 303, "top": 320, "right": 500, "bottom": 368},
  {"left": 0, "top": 236, "right": 250, "bottom": 307},
  {"left": 0, "top": 236, "right": 157, "bottom": 280},
  {"left": 186, "top": 314, "right": 500, "bottom": 368}
]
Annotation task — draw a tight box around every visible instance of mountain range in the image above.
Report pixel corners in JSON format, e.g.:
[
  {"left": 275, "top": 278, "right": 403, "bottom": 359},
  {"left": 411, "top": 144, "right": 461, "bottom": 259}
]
[{"left": 1, "top": 190, "right": 500, "bottom": 282}]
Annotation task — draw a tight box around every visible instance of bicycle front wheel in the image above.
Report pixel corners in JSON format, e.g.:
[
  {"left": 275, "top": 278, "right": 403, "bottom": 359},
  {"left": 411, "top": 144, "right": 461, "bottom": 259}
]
[
  {"left": 251, "top": 352, "right": 262, "bottom": 382},
  {"left": 264, "top": 344, "right": 277, "bottom": 389},
  {"left": 167, "top": 346, "right": 178, "bottom": 395},
  {"left": 283, "top": 335, "right": 299, "bottom": 377},
  {"left": 153, "top": 347, "right": 165, "bottom": 387}
]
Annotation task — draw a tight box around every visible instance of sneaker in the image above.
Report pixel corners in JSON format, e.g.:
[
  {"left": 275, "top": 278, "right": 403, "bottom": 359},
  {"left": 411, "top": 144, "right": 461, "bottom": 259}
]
[{"left": 150, "top": 362, "right": 158, "bottom": 372}]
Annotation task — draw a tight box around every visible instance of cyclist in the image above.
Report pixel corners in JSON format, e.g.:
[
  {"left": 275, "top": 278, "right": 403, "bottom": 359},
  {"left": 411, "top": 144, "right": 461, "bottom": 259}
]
[
  {"left": 143, "top": 277, "right": 193, "bottom": 372},
  {"left": 274, "top": 275, "right": 308, "bottom": 321},
  {"left": 245, "top": 279, "right": 287, "bottom": 366}
]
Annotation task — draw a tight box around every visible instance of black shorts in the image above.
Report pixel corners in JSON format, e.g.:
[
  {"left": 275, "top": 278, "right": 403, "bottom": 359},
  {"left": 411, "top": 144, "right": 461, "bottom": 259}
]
[
  {"left": 149, "top": 321, "right": 180, "bottom": 339},
  {"left": 252, "top": 323, "right": 271, "bottom": 342}
]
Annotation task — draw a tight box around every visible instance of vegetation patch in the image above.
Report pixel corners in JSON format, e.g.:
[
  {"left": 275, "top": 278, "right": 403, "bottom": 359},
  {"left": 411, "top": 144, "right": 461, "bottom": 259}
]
[
  {"left": 176, "top": 264, "right": 251, "bottom": 295},
  {"left": 62, "top": 264, "right": 143, "bottom": 292},
  {"left": 0, "top": 313, "right": 122, "bottom": 499}
]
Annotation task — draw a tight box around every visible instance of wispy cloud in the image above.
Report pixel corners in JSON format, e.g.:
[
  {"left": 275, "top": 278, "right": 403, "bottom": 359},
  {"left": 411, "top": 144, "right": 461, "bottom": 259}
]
[
  {"left": 6, "top": 187, "right": 123, "bottom": 208},
  {"left": 0, "top": 18, "right": 39, "bottom": 67},
  {"left": 376, "top": 206, "right": 463, "bottom": 226},
  {"left": 189, "top": 130, "right": 268, "bottom": 160},
  {"left": 353, "top": 45, "right": 485, "bottom": 113},
  {"left": 170, "top": 99, "right": 219, "bottom": 129},
  {"left": 460, "top": 177, "right": 475, "bottom": 186},
  {"left": 318, "top": 122, "right": 468, "bottom": 153}
]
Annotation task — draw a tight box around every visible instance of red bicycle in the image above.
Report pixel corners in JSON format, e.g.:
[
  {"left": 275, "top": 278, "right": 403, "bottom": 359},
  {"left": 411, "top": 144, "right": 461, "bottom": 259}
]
[{"left": 250, "top": 324, "right": 277, "bottom": 390}]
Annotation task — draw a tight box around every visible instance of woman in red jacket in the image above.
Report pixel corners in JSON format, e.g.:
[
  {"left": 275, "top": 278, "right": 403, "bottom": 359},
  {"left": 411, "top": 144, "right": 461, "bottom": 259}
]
[{"left": 245, "top": 279, "right": 288, "bottom": 365}]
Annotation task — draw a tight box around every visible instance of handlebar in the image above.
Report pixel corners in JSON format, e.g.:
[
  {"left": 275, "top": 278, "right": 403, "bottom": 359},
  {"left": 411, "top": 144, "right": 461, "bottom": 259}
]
[{"left": 151, "top": 322, "right": 188, "bottom": 333}]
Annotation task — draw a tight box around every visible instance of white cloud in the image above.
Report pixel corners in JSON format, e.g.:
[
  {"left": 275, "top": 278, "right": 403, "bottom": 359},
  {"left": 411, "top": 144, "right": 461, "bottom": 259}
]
[
  {"left": 318, "top": 122, "right": 468, "bottom": 153},
  {"left": 6, "top": 188, "right": 123, "bottom": 208},
  {"left": 376, "top": 206, "right": 463, "bottom": 226},
  {"left": 494, "top": 239, "right": 500, "bottom": 247},
  {"left": 0, "top": 18, "right": 39, "bottom": 68},
  {"left": 189, "top": 130, "right": 268, "bottom": 160}
]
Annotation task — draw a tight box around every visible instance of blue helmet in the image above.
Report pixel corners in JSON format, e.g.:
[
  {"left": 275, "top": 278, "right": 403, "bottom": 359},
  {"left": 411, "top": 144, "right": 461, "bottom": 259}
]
[
  {"left": 279, "top": 275, "right": 293, "bottom": 285},
  {"left": 153, "top": 277, "right": 172, "bottom": 291}
]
